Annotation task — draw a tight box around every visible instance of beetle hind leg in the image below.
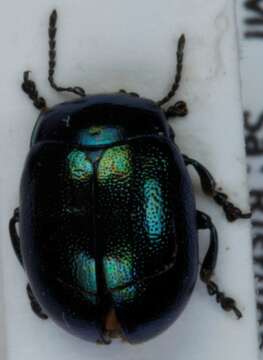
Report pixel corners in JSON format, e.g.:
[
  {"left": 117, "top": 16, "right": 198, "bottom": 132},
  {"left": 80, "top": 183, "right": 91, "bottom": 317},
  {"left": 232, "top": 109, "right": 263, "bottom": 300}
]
[
  {"left": 197, "top": 210, "right": 242, "bottom": 319},
  {"left": 184, "top": 155, "right": 251, "bottom": 222},
  {"left": 26, "top": 284, "right": 48, "bottom": 320}
]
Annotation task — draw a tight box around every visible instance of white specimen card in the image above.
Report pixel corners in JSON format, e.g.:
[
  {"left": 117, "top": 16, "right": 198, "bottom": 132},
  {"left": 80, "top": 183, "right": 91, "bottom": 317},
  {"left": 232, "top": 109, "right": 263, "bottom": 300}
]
[{"left": 0, "top": 1, "right": 259, "bottom": 359}]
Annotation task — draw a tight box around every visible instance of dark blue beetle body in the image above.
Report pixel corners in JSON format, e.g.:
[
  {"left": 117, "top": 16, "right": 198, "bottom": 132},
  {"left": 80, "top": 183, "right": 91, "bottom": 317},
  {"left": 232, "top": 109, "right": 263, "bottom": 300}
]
[
  {"left": 10, "top": 8, "right": 248, "bottom": 348},
  {"left": 19, "top": 94, "right": 198, "bottom": 343}
]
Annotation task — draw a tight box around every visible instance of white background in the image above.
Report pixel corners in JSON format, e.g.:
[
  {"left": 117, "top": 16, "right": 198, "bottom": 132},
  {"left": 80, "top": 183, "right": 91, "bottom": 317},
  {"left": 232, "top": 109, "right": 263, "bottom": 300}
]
[{"left": 0, "top": 0, "right": 259, "bottom": 359}]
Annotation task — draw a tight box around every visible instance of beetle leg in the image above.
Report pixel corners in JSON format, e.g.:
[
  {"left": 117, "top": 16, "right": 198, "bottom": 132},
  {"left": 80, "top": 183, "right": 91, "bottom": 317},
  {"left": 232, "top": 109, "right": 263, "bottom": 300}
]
[
  {"left": 184, "top": 155, "right": 251, "bottom": 222},
  {"left": 21, "top": 71, "right": 48, "bottom": 111},
  {"left": 197, "top": 210, "right": 242, "bottom": 319},
  {"left": 119, "top": 89, "right": 140, "bottom": 97},
  {"left": 165, "top": 100, "right": 188, "bottom": 119},
  {"left": 9, "top": 210, "right": 48, "bottom": 319},
  {"left": 48, "top": 10, "right": 86, "bottom": 97},
  {"left": 9, "top": 207, "right": 24, "bottom": 267},
  {"left": 26, "top": 284, "right": 48, "bottom": 320}
]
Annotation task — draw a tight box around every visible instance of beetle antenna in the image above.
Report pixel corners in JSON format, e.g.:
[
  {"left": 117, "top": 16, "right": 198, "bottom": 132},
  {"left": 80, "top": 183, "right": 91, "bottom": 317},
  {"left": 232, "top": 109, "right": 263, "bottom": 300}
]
[
  {"left": 157, "top": 34, "right": 185, "bottom": 107},
  {"left": 48, "top": 9, "right": 86, "bottom": 97}
]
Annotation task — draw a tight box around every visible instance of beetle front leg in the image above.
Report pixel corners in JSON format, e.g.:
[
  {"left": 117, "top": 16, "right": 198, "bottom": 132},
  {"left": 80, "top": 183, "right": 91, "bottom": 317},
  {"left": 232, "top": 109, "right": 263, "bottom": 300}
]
[
  {"left": 197, "top": 210, "right": 242, "bottom": 319},
  {"left": 184, "top": 155, "right": 251, "bottom": 222},
  {"left": 119, "top": 89, "right": 140, "bottom": 97}
]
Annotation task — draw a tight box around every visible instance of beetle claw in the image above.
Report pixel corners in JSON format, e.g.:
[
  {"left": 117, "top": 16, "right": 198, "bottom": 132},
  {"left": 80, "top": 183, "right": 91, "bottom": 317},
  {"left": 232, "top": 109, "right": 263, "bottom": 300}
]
[
  {"left": 224, "top": 204, "right": 251, "bottom": 222},
  {"left": 214, "top": 192, "right": 251, "bottom": 222}
]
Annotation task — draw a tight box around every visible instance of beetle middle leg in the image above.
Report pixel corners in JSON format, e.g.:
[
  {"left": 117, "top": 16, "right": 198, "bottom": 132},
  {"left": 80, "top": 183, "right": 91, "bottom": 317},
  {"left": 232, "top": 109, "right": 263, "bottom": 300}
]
[
  {"left": 197, "top": 210, "right": 242, "bottom": 319},
  {"left": 184, "top": 155, "right": 251, "bottom": 222},
  {"left": 26, "top": 284, "right": 48, "bottom": 320},
  {"left": 9, "top": 207, "right": 23, "bottom": 266},
  {"left": 9, "top": 208, "right": 48, "bottom": 320}
]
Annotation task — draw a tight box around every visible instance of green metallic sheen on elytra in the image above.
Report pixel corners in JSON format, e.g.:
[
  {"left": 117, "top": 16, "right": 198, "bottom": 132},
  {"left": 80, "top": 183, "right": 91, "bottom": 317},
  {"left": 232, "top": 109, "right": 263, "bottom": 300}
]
[
  {"left": 103, "top": 257, "right": 133, "bottom": 290},
  {"left": 144, "top": 179, "right": 165, "bottom": 243},
  {"left": 112, "top": 285, "right": 137, "bottom": 305},
  {"left": 97, "top": 146, "right": 133, "bottom": 181},
  {"left": 97, "top": 144, "right": 134, "bottom": 303},
  {"left": 67, "top": 149, "right": 93, "bottom": 181},
  {"left": 96, "top": 139, "right": 177, "bottom": 308},
  {"left": 75, "top": 253, "right": 97, "bottom": 304},
  {"left": 22, "top": 139, "right": 176, "bottom": 305}
]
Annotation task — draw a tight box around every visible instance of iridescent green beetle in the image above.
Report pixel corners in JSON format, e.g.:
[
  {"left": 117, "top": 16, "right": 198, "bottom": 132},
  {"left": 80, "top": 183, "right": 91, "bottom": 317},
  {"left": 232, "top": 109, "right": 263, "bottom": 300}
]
[{"left": 9, "top": 10, "right": 250, "bottom": 344}]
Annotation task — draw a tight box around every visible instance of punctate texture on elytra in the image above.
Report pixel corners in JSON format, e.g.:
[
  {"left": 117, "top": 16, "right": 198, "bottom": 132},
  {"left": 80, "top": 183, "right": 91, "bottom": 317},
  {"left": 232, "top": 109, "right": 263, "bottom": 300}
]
[{"left": 19, "top": 95, "right": 198, "bottom": 343}]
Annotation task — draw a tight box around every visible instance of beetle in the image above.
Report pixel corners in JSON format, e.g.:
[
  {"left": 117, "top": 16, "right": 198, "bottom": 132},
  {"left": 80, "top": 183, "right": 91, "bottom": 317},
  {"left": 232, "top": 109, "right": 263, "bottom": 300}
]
[{"left": 9, "top": 9, "right": 251, "bottom": 344}]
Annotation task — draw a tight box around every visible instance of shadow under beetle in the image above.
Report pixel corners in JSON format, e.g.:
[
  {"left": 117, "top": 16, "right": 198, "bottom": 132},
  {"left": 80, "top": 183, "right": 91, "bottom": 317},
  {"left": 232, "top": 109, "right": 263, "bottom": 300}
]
[{"left": 9, "top": 10, "right": 251, "bottom": 344}]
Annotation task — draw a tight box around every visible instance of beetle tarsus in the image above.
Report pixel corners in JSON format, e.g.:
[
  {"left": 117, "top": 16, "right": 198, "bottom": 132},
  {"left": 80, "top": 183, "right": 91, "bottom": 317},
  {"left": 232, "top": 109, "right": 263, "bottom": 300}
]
[
  {"left": 26, "top": 284, "right": 48, "bottom": 320},
  {"left": 213, "top": 192, "right": 251, "bottom": 222},
  {"left": 197, "top": 210, "right": 242, "bottom": 320},
  {"left": 184, "top": 156, "right": 251, "bottom": 222},
  {"left": 206, "top": 280, "right": 242, "bottom": 319}
]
